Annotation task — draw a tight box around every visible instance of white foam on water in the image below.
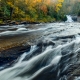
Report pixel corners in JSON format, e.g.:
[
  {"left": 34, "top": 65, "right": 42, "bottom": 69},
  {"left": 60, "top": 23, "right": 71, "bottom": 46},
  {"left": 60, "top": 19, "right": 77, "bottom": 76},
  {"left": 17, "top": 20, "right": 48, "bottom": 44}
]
[
  {"left": 0, "top": 45, "right": 62, "bottom": 80},
  {"left": 74, "top": 77, "right": 80, "bottom": 80},
  {"left": 17, "top": 24, "right": 25, "bottom": 27},
  {"left": 1, "top": 36, "right": 80, "bottom": 80},
  {"left": 66, "top": 15, "right": 73, "bottom": 22},
  {"left": 17, "top": 28, "right": 28, "bottom": 31},
  {"left": 30, "top": 55, "right": 62, "bottom": 80}
]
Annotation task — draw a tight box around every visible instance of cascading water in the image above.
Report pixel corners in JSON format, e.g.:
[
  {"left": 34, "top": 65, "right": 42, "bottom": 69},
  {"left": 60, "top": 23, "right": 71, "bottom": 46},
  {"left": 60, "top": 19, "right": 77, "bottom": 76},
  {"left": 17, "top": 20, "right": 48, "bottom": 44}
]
[
  {"left": 66, "top": 15, "right": 73, "bottom": 22},
  {"left": 0, "top": 22, "right": 80, "bottom": 80},
  {"left": 0, "top": 35, "right": 80, "bottom": 80}
]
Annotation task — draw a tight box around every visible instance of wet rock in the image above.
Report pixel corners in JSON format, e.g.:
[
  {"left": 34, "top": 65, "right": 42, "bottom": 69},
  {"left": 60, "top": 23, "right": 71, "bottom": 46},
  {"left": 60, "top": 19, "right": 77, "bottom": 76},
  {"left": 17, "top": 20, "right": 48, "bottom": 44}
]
[
  {"left": 0, "top": 23, "right": 8, "bottom": 26},
  {"left": 0, "top": 57, "right": 16, "bottom": 66},
  {"left": 0, "top": 45, "right": 31, "bottom": 66},
  {"left": 72, "top": 16, "right": 77, "bottom": 21},
  {"left": 0, "top": 45, "right": 31, "bottom": 57},
  {"left": 48, "top": 41, "right": 55, "bottom": 46},
  {"left": 37, "top": 41, "right": 55, "bottom": 47},
  {"left": 20, "top": 21, "right": 40, "bottom": 25},
  {"left": 9, "top": 21, "right": 19, "bottom": 25},
  {"left": 9, "top": 21, "right": 16, "bottom": 25},
  {"left": 55, "top": 35, "right": 75, "bottom": 40},
  {"left": 20, "top": 21, "right": 27, "bottom": 24}
]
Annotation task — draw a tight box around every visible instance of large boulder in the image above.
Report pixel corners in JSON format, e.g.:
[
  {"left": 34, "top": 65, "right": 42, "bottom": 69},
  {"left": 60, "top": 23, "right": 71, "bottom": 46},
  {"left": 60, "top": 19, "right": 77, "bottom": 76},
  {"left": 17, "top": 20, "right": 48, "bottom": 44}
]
[{"left": 72, "top": 16, "right": 77, "bottom": 21}]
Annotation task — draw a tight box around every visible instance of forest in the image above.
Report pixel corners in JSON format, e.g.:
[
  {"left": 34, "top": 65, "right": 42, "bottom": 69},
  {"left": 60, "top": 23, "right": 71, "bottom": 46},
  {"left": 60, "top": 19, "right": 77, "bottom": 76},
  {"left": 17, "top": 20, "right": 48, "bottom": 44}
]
[
  {"left": 0, "top": 0, "right": 67, "bottom": 23},
  {"left": 0, "top": 0, "right": 80, "bottom": 24},
  {"left": 62, "top": 0, "right": 80, "bottom": 15}
]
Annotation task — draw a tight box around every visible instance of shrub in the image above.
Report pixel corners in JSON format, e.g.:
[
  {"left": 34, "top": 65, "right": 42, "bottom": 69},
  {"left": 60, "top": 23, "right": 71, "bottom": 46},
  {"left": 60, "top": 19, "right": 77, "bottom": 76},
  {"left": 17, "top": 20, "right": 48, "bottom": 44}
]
[{"left": 78, "top": 11, "right": 80, "bottom": 16}]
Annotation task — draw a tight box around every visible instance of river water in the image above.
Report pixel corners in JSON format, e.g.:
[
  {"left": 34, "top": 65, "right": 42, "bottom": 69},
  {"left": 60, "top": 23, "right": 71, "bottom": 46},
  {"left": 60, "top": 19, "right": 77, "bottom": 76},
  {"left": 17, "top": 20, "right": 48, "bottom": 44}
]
[{"left": 0, "top": 16, "right": 80, "bottom": 80}]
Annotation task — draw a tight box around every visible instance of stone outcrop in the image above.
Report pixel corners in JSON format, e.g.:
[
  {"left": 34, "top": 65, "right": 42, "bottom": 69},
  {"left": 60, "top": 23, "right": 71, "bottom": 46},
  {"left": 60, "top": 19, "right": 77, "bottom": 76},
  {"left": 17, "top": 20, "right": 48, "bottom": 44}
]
[{"left": 77, "top": 16, "right": 80, "bottom": 22}]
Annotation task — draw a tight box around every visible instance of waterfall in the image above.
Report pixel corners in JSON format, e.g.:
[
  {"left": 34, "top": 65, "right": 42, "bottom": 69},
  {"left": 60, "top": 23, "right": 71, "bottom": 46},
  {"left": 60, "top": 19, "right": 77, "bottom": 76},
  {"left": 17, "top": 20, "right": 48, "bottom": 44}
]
[
  {"left": 0, "top": 45, "right": 62, "bottom": 80},
  {"left": 0, "top": 35, "right": 80, "bottom": 80},
  {"left": 66, "top": 15, "right": 73, "bottom": 22}
]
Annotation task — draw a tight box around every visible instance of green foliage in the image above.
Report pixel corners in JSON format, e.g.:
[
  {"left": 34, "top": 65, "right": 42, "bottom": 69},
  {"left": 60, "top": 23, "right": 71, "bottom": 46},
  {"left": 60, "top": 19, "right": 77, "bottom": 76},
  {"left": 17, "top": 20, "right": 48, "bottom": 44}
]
[
  {"left": 0, "top": 0, "right": 65, "bottom": 23},
  {"left": 47, "top": 6, "right": 54, "bottom": 18},
  {"left": 4, "top": 6, "right": 10, "bottom": 17},
  {"left": 78, "top": 11, "right": 80, "bottom": 16},
  {"left": 61, "top": 0, "right": 80, "bottom": 15},
  {"left": 62, "top": 15, "right": 67, "bottom": 21},
  {"left": 59, "top": 13, "right": 67, "bottom": 21},
  {"left": 0, "top": 20, "right": 4, "bottom": 24}
]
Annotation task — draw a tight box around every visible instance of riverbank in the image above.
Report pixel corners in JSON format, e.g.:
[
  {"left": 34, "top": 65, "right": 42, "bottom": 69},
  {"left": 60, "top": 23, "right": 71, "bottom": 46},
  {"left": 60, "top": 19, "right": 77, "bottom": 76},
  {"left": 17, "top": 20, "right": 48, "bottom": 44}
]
[{"left": 0, "top": 20, "right": 41, "bottom": 26}]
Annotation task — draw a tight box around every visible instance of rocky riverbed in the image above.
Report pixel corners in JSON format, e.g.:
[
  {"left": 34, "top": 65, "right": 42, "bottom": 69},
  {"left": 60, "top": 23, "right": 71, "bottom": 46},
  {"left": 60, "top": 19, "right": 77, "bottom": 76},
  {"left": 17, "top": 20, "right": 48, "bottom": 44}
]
[{"left": 0, "top": 22, "right": 80, "bottom": 80}]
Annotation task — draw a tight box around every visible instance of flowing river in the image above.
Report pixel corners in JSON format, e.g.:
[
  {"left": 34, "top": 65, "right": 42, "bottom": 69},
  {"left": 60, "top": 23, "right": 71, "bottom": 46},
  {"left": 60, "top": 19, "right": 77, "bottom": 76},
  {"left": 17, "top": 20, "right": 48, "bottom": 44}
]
[{"left": 0, "top": 16, "right": 80, "bottom": 80}]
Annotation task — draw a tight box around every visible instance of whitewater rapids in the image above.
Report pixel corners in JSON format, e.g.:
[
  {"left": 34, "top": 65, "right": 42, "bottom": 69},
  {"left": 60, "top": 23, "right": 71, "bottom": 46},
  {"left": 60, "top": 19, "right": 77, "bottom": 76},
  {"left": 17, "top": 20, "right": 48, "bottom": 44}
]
[{"left": 0, "top": 35, "right": 80, "bottom": 80}]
